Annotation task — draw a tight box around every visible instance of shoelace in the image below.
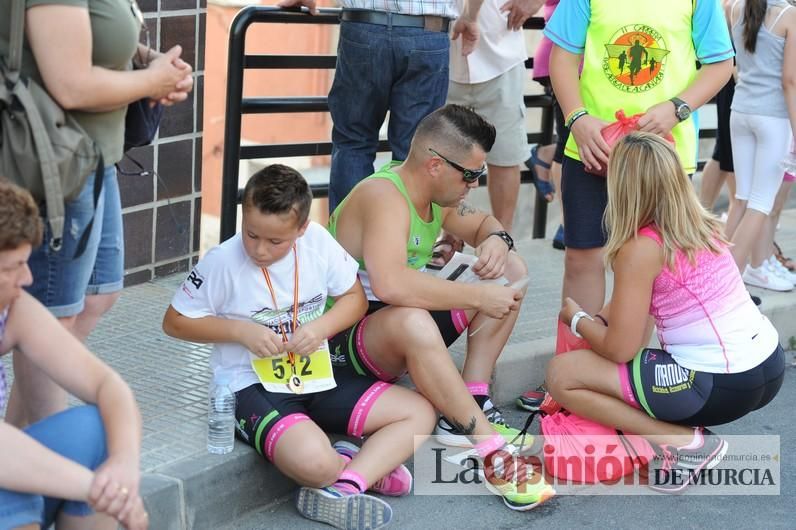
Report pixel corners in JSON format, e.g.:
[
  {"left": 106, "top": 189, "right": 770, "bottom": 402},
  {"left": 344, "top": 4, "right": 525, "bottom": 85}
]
[
  {"left": 372, "top": 475, "right": 390, "bottom": 491},
  {"left": 484, "top": 405, "right": 508, "bottom": 426},
  {"left": 507, "top": 411, "right": 540, "bottom": 454},
  {"left": 657, "top": 445, "right": 678, "bottom": 474}
]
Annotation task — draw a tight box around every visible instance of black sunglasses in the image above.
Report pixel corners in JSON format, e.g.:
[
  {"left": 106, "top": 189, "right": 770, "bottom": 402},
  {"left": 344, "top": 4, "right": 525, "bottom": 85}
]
[{"left": 428, "top": 148, "right": 487, "bottom": 183}]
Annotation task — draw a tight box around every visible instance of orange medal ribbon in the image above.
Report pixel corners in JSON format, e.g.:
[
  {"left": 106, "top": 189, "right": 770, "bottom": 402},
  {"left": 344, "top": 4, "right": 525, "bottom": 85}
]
[{"left": 261, "top": 244, "right": 301, "bottom": 392}]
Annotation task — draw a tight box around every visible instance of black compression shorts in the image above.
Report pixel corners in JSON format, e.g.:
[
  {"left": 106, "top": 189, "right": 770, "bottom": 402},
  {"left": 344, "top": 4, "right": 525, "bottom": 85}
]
[
  {"left": 327, "top": 300, "right": 469, "bottom": 382},
  {"left": 619, "top": 345, "right": 784, "bottom": 426},
  {"left": 234, "top": 377, "right": 392, "bottom": 462}
]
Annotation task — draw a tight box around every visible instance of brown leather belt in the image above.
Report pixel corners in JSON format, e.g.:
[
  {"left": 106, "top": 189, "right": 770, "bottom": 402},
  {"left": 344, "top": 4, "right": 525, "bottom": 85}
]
[{"left": 341, "top": 9, "right": 450, "bottom": 33}]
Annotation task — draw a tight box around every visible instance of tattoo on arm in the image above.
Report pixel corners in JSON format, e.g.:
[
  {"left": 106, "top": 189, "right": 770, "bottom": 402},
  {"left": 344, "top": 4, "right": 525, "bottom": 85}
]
[
  {"left": 451, "top": 416, "right": 478, "bottom": 435},
  {"left": 456, "top": 201, "right": 479, "bottom": 216}
]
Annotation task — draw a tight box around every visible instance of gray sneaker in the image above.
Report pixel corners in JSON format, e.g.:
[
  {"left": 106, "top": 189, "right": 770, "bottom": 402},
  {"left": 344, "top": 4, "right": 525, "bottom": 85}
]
[{"left": 296, "top": 486, "right": 393, "bottom": 530}]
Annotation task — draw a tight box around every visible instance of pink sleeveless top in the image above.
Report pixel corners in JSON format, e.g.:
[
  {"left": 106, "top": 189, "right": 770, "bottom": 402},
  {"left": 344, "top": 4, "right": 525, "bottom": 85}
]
[{"left": 638, "top": 225, "right": 777, "bottom": 373}]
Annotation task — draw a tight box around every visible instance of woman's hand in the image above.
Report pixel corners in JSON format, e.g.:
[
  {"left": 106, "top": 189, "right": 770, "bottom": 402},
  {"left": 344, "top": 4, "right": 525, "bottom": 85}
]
[
  {"left": 144, "top": 45, "right": 193, "bottom": 104},
  {"left": 120, "top": 495, "right": 149, "bottom": 530},
  {"left": 559, "top": 297, "right": 583, "bottom": 326},
  {"left": 88, "top": 454, "right": 141, "bottom": 522}
]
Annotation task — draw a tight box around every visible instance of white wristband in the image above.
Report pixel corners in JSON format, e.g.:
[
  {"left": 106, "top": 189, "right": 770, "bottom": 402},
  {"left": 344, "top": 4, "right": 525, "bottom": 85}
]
[{"left": 570, "top": 311, "right": 593, "bottom": 339}]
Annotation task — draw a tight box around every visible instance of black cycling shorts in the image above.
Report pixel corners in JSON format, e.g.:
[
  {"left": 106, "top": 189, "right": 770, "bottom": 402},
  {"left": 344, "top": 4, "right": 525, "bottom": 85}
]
[
  {"left": 711, "top": 77, "right": 735, "bottom": 172},
  {"left": 327, "top": 300, "right": 468, "bottom": 382},
  {"left": 234, "top": 377, "right": 392, "bottom": 462},
  {"left": 619, "top": 345, "right": 784, "bottom": 426}
]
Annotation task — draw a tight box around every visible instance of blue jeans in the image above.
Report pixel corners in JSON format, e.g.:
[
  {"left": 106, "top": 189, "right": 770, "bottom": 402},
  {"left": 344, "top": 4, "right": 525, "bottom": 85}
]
[
  {"left": 26, "top": 166, "right": 125, "bottom": 318},
  {"left": 328, "top": 19, "right": 450, "bottom": 212},
  {"left": 0, "top": 406, "right": 107, "bottom": 529}
]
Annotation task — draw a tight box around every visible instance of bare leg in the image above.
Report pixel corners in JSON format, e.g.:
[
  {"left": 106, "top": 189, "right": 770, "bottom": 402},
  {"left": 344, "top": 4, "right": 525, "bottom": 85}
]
[
  {"left": 753, "top": 181, "right": 794, "bottom": 264},
  {"left": 461, "top": 252, "right": 528, "bottom": 382},
  {"left": 57, "top": 512, "right": 117, "bottom": 530},
  {"left": 72, "top": 292, "right": 121, "bottom": 342},
  {"left": 6, "top": 292, "right": 120, "bottom": 427},
  {"left": 724, "top": 198, "right": 747, "bottom": 240},
  {"left": 347, "top": 386, "right": 436, "bottom": 485},
  {"left": 486, "top": 164, "right": 521, "bottom": 232},
  {"left": 562, "top": 247, "right": 606, "bottom": 314},
  {"left": 272, "top": 421, "right": 347, "bottom": 487},
  {"left": 730, "top": 208, "right": 768, "bottom": 270},
  {"left": 361, "top": 307, "right": 497, "bottom": 437},
  {"left": 7, "top": 347, "right": 69, "bottom": 427},
  {"left": 546, "top": 350, "right": 693, "bottom": 446},
  {"left": 699, "top": 159, "right": 727, "bottom": 211}
]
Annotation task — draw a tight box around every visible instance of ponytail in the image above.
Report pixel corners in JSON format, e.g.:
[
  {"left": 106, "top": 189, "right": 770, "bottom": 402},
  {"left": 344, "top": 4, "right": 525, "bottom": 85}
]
[{"left": 743, "top": 0, "right": 767, "bottom": 52}]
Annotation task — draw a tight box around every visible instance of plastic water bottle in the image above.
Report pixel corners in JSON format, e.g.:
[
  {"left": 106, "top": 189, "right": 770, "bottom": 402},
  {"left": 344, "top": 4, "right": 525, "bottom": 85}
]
[{"left": 207, "top": 374, "right": 236, "bottom": 454}]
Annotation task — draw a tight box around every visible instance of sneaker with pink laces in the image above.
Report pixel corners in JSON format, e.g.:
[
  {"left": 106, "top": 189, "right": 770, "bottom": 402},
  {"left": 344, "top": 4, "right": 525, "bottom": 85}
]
[{"left": 332, "top": 440, "right": 413, "bottom": 497}]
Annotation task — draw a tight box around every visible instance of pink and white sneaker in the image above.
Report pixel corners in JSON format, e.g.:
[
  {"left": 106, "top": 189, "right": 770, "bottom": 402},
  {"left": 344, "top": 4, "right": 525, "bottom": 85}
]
[{"left": 332, "top": 440, "right": 413, "bottom": 497}]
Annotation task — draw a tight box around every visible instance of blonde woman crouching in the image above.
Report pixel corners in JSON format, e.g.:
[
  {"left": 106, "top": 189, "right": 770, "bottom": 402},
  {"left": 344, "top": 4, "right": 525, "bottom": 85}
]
[{"left": 548, "top": 132, "right": 784, "bottom": 494}]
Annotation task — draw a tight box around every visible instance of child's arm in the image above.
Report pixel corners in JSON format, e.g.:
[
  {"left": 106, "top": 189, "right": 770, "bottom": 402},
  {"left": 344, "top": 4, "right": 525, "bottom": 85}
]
[
  {"left": 162, "top": 306, "right": 286, "bottom": 358},
  {"left": 285, "top": 280, "right": 368, "bottom": 356},
  {"left": 549, "top": 44, "right": 611, "bottom": 172},
  {"left": 638, "top": 60, "right": 733, "bottom": 136}
]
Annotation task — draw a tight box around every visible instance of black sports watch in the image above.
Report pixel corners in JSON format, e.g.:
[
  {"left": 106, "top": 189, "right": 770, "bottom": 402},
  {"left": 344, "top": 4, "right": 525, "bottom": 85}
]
[
  {"left": 670, "top": 97, "right": 692, "bottom": 122},
  {"left": 488, "top": 230, "right": 515, "bottom": 251}
]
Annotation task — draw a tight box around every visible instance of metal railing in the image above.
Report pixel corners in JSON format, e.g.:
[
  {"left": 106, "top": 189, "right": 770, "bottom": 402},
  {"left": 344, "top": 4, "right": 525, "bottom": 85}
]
[
  {"left": 220, "top": 5, "right": 716, "bottom": 243},
  {"left": 220, "top": 6, "right": 555, "bottom": 242}
]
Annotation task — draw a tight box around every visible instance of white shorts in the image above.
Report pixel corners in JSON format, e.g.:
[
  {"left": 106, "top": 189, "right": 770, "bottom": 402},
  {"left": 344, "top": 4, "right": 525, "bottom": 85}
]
[
  {"left": 446, "top": 63, "right": 528, "bottom": 167},
  {"left": 730, "top": 111, "right": 791, "bottom": 215}
]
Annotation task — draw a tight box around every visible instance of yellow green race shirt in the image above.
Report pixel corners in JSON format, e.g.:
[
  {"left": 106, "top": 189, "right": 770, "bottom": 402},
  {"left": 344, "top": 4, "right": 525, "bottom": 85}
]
[{"left": 544, "top": 0, "right": 734, "bottom": 173}]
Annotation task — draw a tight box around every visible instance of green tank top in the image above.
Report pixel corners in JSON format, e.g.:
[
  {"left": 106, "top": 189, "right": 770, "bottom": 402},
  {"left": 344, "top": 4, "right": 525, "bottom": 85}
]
[
  {"left": 566, "top": 0, "right": 699, "bottom": 172},
  {"left": 328, "top": 162, "right": 444, "bottom": 276}
]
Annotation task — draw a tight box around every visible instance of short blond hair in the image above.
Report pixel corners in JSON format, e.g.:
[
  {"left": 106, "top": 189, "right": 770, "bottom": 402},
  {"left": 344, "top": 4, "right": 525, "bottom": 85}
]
[{"left": 603, "top": 132, "right": 726, "bottom": 268}]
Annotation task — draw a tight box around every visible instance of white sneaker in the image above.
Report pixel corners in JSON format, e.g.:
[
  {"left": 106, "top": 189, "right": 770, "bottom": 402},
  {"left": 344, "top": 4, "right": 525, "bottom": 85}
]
[
  {"left": 743, "top": 264, "right": 794, "bottom": 292},
  {"left": 767, "top": 255, "right": 796, "bottom": 285}
]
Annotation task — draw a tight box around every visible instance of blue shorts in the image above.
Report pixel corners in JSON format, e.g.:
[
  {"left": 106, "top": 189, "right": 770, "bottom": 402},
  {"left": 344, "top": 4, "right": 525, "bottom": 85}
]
[
  {"left": 561, "top": 157, "right": 608, "bottom": 249},
  {"left": 0, "top": 406, "right": 108, "bottom": 529},
  {"left": 26, "top": 166, "right": 124, "bottom": 318}
]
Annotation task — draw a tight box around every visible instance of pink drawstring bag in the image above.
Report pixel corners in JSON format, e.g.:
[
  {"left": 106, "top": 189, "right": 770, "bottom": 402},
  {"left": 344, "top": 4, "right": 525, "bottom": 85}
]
[
  {"left": 540, "top": 320, "right": 654, "bottom": 483},
  {"left": 591, "top": 110, "right": 676, "bottom": 177}
]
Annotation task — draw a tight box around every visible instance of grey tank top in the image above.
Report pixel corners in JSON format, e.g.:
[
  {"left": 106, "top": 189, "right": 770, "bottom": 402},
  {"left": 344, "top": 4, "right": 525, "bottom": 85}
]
[{"left": 731, "top": 0, "right": 793, "bottom": 118}]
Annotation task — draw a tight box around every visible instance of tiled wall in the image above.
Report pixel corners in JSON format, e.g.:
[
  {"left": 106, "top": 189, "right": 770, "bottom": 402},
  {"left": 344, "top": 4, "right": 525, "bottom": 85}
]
[{"left": 119, "top": 0, "right": 206, "bottom": 286}]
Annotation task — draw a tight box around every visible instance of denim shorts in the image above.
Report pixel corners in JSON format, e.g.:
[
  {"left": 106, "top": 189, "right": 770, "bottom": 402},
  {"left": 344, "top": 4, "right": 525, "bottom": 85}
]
[
  {"left": 26, "top": 166, "right": 124, "bottom": 318},
  {"left": 0, "top": 406, "right": 107, "bottom": 529}
]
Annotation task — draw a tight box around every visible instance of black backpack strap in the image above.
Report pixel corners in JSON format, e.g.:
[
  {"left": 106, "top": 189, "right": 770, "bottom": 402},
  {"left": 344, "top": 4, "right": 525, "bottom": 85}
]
[{"left": 72, "top": 153, "right": 104, "bottom": 259}]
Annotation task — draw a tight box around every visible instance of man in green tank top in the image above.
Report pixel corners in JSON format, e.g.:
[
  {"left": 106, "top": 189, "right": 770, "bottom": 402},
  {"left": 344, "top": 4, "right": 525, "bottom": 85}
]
[{"left": 326, "top": 105, "right": 556, "bottom": 511}]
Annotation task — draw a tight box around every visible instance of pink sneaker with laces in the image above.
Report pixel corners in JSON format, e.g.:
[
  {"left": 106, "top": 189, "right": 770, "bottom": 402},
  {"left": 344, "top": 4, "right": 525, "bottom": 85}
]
[{"left": 332, "top": 440, "right": 413, "bottom": 497}]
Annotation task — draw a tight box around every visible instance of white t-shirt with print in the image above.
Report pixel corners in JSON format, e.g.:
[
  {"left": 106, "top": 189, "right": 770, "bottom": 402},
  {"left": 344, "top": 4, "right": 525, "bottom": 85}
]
[{"left": 171, "top": 222, "right": 359, "bottom": 392}]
